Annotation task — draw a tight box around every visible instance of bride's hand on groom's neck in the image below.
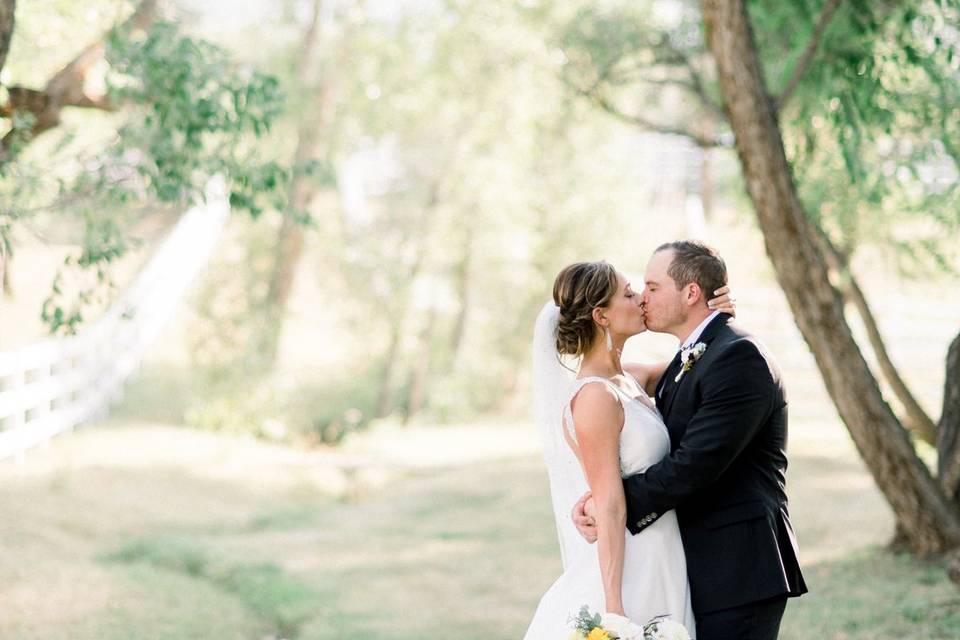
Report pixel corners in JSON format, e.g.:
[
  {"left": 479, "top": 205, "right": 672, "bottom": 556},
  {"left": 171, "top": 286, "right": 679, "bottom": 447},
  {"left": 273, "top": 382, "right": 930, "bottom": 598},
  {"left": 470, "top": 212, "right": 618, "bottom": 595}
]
[{"left": 707, "top": 285, "right": 736, "bottom": 317}]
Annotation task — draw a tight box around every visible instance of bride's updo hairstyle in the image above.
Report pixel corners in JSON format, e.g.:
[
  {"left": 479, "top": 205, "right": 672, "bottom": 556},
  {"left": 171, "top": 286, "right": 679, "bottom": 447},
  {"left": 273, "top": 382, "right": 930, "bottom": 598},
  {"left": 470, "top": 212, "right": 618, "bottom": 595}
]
[{"left": 552, "top": 261, "right": 618, "bottom": 357}]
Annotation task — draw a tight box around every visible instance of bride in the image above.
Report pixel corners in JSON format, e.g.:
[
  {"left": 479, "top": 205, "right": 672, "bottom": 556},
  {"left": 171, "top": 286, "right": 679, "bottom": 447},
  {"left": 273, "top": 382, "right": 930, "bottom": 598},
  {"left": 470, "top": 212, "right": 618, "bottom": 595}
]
[{"left": 525, "top": 260, "right": 734, "bottom": 638}]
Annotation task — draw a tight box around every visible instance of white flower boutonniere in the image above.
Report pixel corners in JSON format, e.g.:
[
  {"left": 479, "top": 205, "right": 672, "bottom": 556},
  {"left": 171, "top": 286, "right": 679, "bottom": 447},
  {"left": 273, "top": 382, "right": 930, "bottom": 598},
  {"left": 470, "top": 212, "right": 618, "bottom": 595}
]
[{"left": 674, "top": 341, "right": 707, "bottom": 383}]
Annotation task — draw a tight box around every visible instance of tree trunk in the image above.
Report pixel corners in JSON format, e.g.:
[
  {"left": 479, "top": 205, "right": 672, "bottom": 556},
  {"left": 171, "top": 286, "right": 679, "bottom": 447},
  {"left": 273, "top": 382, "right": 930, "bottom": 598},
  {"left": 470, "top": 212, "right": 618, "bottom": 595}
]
[
  {"left": 701, "top": 0, "right": 960, "bottom": 554},
  {"left": 259, "top": 0, "right": 330, "bottom": 366},
  {"left": 0, "top": 0, "right": 15, "bottom": 75},
  {"left": 374, "top": 232, "right": 430, "bottom": 419},
  {"left": 448, "top": 226, "right": 473, "bottom": 363},
  {"left": 700, "top": 147, "right": 713, "bottom": 221},
  {"left": 376, "top": 319, "right": 403, "bottom": 419},
  {"left": 0, "top": 235, "right": 7, "bottom": 297},
  {"left": 260, "top": 106, "right": 327, "bottom": 363},
  {"left": 404, "top": 307, "right": 437, "bottom": 423},
  {"left": 938, "top": 331, "right": 960, "bottom": 502},
  {"left": 699, "top": 118, "right": 715, "bottom": 221},
  {"left": 0, "top": 0, "right": 12, "bottom": 297},
  {"left": 374, "top": 179, "right": 443, "bottom": 419}
]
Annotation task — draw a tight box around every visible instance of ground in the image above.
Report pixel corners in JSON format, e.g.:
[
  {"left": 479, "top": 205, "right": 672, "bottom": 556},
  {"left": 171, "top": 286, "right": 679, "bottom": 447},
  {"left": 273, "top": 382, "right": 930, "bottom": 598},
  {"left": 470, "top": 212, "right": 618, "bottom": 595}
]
[{"left": 0, "top": 415, "right": 957, "bottom": 640}]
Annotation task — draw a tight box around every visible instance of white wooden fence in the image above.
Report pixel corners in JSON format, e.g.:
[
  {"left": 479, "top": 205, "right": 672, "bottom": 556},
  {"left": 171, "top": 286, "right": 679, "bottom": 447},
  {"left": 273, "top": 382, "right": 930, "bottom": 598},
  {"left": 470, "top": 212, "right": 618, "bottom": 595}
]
[{"left": 0, "top": 177, "right": 230, "bottom": 462}]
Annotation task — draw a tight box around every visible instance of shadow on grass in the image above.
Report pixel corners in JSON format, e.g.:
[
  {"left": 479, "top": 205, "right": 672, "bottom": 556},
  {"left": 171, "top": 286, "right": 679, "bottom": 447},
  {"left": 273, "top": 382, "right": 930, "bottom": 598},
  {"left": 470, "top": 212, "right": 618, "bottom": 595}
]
[
  {"left": 100, "top": 536, "right": 327, "bottom": 639},
  {"left": 246, "top": 506, "right": 322, "bottom": 532}
]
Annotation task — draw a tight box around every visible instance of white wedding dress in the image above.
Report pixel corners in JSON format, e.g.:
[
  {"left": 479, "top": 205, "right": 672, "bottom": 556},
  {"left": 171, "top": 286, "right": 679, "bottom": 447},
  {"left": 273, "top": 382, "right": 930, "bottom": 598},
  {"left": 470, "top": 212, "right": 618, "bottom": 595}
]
[{"left": 523, "top": 374, "right": 696, "bottom": 639}]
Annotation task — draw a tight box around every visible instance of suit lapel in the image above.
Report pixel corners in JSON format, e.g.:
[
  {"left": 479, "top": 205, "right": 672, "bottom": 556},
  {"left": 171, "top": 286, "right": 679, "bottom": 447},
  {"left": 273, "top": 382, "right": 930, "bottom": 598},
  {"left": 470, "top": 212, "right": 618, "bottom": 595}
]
[{"left": 659, "top": 313, "right": 732, "bottom": 421}]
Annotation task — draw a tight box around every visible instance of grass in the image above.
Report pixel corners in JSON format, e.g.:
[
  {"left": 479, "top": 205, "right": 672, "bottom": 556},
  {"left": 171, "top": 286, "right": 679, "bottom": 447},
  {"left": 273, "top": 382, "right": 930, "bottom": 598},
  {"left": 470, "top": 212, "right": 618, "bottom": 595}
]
[
  {"left": 102, "top": 536, "right": 321, "bottom": 638},
  {"left": 782, "top": 551, "right": 960, "bottom": 639},
  {"left": 0, "top": 419, "right": 958, "bottom": 639},
  {"left": 3, "top": 87, "right": 958, "bottom": 640}
]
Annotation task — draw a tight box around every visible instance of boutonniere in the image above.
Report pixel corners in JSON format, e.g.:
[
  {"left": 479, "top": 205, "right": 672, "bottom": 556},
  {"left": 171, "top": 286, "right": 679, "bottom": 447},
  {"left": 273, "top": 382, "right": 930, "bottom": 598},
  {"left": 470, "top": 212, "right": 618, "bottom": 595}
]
[{"left": 674, "top": 342, "right": 707, "bottom": 383}]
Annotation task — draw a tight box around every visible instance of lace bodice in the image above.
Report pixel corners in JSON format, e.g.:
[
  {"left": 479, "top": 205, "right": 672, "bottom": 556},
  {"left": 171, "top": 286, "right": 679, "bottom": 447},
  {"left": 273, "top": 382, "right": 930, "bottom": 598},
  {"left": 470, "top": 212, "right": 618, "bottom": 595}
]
[{"left": 563, "top": 375, "right": 671, "bottom": 477}]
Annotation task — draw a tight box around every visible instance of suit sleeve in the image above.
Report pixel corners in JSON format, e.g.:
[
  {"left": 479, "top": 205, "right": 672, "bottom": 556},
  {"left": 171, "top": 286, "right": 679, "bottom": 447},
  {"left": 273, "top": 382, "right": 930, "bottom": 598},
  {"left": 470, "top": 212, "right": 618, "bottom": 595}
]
[{"left": 624, "top": 339, "right": 777, "bottom": 534}]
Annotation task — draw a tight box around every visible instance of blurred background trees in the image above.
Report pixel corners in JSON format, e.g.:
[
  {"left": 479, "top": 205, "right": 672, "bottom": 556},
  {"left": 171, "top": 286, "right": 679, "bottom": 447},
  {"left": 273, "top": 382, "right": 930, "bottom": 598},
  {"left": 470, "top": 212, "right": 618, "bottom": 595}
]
[
  {"left": 0, "top": 0, "right": 288, "bottom": 335},
  {"left": 1, "top": 0, "right": 958, "bottom": 560},
  {"left": 550, "top": 0, "right": 960, "bottom": 556}
]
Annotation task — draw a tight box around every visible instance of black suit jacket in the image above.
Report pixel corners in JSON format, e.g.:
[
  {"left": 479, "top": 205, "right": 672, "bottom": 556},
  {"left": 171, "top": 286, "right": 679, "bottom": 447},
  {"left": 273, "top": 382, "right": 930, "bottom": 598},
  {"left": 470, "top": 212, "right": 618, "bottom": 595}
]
[{"left": 624, "top": 313, "right": 807, "bottom": 614}]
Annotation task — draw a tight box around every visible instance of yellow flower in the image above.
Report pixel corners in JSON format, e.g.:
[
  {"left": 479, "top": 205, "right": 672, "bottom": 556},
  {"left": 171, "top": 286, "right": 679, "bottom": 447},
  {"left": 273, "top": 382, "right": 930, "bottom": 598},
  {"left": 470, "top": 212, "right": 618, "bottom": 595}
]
[{"left": 587, "top": 628, "right": 611, "bottom": 640}]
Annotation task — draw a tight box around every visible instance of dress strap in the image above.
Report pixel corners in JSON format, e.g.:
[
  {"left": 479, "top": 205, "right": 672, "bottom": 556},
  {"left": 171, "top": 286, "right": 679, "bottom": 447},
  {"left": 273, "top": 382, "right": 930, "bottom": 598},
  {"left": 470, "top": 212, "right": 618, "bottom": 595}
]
[
  {"left": 624, "top": 370, "right": 659, "bottom": 413},
  {"left": 562, "top": 376, "right": 623, "bottom": 443}
]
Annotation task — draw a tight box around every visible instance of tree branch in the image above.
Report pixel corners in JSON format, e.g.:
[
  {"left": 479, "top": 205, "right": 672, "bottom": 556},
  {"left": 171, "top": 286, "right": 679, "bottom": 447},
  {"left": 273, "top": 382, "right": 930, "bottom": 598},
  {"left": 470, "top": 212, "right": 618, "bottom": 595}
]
[
  {"left": 574, "top": 86, "right": 727, "bottom": 148},
  {"left": 0, "top": 0, "right": 158, "bottom": 161},
  {"left": 0, "top": 0, "right": 15, "bottom": 76},
  {"left": 775, "top": 0, "right": 843, "bottom": 111},
  {"left": 658, "top": 38, "right": 726, "bottom": 120},
  {"left": 610, "top": 65, "right": 727, "bottom": 122},
  {"left": 814, "top": 226, "right": 938, "bottom": 445}
]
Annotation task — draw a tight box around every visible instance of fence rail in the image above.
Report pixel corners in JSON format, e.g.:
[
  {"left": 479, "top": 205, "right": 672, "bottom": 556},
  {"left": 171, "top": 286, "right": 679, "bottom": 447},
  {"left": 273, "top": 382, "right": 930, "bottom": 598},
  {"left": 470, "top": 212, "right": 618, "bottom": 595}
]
[{"left": 0, "top": 177, "right": 230, "bottom": 462}]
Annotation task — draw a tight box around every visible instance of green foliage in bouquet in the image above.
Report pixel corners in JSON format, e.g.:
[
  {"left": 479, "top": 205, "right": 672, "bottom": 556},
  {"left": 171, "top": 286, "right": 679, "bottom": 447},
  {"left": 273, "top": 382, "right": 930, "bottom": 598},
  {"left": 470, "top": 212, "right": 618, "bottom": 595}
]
[
  {"left": 573, "top": 604, "right": 604, "bottom": 635},
  {"left": 570, "top": 606, "right": 690, "bottom": 640}
]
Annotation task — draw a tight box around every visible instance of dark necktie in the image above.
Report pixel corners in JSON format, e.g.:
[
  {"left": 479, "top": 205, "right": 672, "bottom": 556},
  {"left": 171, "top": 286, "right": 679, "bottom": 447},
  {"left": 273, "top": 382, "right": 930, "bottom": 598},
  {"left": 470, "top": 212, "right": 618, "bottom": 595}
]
[{"left": 657, "top": 349, "right": 683, "bottom": 401}]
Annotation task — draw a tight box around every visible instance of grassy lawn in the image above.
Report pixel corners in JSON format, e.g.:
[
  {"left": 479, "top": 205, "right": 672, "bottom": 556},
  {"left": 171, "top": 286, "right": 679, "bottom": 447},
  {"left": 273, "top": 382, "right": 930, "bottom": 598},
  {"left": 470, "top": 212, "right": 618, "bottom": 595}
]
[{"left": 0, "top": 418, "right": 958, "bottom": 639}]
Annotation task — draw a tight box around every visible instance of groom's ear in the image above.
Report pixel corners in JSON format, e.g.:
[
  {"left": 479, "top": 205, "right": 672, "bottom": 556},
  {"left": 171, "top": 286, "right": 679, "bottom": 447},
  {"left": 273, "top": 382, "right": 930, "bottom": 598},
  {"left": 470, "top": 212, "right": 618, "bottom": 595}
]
[{"left": 684, "top": 282, "right": 704, "bottom": 306}]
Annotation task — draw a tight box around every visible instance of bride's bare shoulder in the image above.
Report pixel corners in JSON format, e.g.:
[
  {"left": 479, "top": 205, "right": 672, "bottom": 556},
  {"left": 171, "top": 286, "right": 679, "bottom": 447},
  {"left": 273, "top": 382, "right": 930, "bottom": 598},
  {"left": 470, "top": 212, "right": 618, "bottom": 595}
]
[{"left": 570, "top": 379, "right": 622, "bottom": 417}]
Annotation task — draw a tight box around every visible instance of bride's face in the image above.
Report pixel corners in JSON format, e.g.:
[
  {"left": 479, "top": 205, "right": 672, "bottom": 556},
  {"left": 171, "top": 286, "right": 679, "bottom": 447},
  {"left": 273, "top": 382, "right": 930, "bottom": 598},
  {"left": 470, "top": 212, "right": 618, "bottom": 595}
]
[{"left": 602, "top": 272, "right": 646, "bottom": 338}]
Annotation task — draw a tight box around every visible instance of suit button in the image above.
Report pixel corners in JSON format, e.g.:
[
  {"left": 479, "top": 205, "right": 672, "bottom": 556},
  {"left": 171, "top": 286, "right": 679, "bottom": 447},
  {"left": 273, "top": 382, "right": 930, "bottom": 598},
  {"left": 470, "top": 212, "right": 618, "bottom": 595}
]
[
  {"left": 651, "top": 512, "right": 658, "bottom": 518},
  {"left": 636, "top": 520, "right": 643, "bottom": 528}
]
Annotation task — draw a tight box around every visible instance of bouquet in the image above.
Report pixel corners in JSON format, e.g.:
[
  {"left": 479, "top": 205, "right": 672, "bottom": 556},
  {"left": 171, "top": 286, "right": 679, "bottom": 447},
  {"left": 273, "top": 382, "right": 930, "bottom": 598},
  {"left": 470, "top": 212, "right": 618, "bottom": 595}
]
[{"left": 569, "top": 606, "right": 690, "bottom": 640}]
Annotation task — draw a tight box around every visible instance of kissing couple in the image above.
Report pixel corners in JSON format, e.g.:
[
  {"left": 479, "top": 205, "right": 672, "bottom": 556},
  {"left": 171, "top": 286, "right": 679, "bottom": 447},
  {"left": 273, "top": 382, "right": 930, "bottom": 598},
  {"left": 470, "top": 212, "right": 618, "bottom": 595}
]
[{"left": 524, "top": 241, "right": 807, "bottom": 640}]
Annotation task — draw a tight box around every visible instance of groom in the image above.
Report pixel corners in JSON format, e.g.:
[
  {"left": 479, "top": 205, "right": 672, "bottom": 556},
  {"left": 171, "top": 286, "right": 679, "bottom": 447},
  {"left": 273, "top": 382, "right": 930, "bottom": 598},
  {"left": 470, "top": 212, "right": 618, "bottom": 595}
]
[{"left": 573, "top": 241, "right": 807, "bottom": 639}]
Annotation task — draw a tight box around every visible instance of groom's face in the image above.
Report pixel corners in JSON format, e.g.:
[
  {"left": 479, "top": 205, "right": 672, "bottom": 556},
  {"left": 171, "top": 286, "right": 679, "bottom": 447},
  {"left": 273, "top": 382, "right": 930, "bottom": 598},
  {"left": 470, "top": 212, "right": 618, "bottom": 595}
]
[{"left": 641, "top": 249, "right": 686, "bottom": 332}]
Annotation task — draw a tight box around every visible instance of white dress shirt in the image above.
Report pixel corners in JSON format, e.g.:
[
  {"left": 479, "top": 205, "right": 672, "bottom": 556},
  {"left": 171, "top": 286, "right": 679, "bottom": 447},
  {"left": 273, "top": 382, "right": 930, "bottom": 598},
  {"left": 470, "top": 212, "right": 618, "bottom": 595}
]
[
  {"left": 657, "top": 310, "right": 723, "bottom": 400},
  {"left": 677, "top": 309, "right": 722, "bottom": 353}
]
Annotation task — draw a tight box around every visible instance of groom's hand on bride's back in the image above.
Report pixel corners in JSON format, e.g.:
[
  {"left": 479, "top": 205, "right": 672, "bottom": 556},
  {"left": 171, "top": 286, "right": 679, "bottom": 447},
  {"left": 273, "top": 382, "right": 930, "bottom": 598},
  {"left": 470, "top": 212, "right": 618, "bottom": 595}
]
[{"left": 571, "top": 491, "right": 598, "bottom": 543}]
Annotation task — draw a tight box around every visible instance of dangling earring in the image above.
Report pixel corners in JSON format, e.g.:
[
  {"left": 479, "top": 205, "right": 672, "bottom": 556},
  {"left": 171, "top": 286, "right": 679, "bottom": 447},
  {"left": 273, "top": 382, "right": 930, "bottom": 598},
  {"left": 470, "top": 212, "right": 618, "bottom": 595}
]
[{"left": 605, "top": 327, "right": 613, "bottom": 352}]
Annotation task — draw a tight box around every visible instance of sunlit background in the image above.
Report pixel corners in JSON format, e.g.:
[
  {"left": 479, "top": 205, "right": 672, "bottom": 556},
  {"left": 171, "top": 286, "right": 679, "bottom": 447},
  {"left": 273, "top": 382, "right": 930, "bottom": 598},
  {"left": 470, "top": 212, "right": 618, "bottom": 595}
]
[{"left": 1, "top": 0, "right": 958, "bottom": 638}]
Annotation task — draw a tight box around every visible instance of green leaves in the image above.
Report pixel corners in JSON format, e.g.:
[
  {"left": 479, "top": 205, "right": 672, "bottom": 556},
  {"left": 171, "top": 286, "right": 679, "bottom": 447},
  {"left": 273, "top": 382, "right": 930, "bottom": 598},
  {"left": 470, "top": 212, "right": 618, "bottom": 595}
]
[
  {"left": 26, "top": 19, "right": 293, "bottom": 335},
  {"left": 759, "top": 0, "right": 960, "bottom": 275},
  {"left": 105, "top": 21, "right": 287, "bottom": 211},
  {"left": 573, "top": 604, "right": 603, "bottom": 633},
  {"left": 555, "top": 0, "right": 957, "bottom": 277}
]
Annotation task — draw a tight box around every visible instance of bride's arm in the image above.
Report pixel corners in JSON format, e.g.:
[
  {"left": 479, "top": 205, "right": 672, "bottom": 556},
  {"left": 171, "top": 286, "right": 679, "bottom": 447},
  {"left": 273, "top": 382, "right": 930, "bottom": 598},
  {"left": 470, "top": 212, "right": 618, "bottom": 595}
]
[
  {"left": 572, "top": 383, "right": 627, "bottom": 615},
  {"left": 624, "top": 362, "right": 668, "bottom": 397}
]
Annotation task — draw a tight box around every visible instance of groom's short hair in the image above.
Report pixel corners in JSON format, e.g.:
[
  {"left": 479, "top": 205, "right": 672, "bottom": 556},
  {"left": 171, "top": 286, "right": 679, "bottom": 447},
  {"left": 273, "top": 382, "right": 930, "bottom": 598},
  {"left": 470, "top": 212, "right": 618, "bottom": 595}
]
[{"left": 656, "top": 240, "right": 727, "bottom": 298}]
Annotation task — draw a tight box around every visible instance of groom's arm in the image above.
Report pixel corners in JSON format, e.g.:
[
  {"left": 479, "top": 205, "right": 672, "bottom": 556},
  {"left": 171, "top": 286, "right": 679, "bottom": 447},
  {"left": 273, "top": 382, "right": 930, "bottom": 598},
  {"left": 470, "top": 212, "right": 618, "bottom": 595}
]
[{"left": 623, "top": 339, "right": 778, "bottom": 535}]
